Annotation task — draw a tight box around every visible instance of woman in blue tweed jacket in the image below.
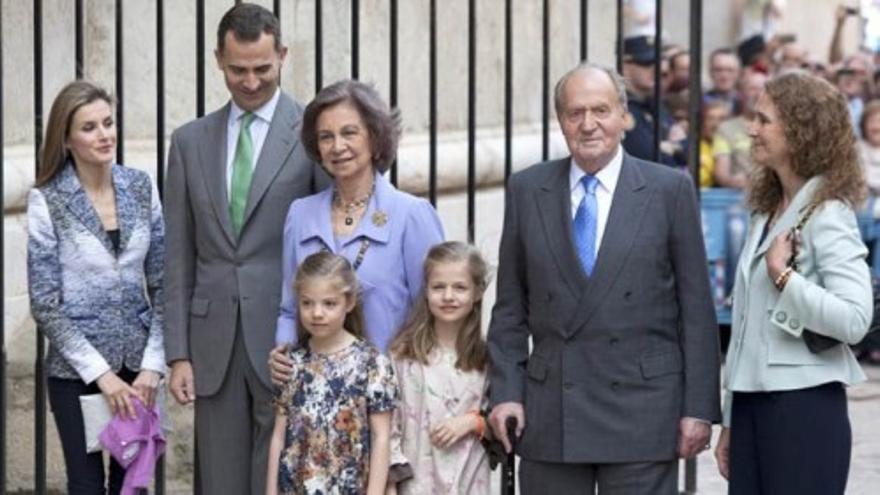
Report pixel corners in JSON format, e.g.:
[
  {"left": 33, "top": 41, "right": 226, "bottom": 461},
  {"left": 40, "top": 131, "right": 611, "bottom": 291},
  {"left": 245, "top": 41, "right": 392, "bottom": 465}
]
[{"left": 26, "top": 81, "right": 165, "bottom": 495}]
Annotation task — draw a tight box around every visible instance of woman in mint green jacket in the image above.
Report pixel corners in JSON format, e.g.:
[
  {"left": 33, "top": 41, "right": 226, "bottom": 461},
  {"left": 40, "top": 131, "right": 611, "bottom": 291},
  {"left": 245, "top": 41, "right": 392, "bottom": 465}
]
[{"left": 714, "top": 72, "right": 872, "bottom": 495}]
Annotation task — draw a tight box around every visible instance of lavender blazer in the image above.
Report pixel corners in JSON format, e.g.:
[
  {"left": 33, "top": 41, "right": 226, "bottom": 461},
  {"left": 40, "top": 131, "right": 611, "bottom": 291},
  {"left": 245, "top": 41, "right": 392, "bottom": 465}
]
[
  {"left": 276, "top": 172, "right": 445, "bottom": 352},
  {"left": 27, "top": 163, "right": 165, "bottom": 383}
]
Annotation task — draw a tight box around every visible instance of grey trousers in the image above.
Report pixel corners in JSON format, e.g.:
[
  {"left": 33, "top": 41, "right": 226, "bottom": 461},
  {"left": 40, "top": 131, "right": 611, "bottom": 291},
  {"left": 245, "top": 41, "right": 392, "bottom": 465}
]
[
  {"left": 520, "top": 458, "right": 678, "bottom": 495},
  {"left": 194, "top": 325, "right": 275, "bottom": 495}
]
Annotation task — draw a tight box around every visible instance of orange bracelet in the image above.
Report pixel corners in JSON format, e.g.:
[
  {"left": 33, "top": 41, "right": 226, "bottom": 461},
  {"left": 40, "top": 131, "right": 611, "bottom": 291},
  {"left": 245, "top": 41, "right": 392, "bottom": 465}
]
[{"left": 469, "top": 410, "right": 485, "bottom": 439}]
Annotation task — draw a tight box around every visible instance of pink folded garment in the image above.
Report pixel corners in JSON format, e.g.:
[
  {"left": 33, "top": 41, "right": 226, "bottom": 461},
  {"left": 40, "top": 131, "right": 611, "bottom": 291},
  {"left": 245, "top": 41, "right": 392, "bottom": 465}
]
[{"left": 99, "top": 397, "right": 166, "bottom": 495}]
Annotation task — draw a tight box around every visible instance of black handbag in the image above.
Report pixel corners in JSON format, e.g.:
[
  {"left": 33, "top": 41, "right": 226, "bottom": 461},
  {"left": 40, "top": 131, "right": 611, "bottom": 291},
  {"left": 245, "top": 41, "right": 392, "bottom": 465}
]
[{"left": 790, "top": 203, "right": 877, "bottom": 353}]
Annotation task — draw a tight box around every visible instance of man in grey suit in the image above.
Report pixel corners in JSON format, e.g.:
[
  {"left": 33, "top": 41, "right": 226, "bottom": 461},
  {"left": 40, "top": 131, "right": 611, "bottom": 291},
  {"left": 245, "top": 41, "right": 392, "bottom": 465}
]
[
  {"left": 164, "top": 4, "right": 325, "bottom": 493},
  {"left": 487, "top": 63, "right": 721, "bottom": 494}
]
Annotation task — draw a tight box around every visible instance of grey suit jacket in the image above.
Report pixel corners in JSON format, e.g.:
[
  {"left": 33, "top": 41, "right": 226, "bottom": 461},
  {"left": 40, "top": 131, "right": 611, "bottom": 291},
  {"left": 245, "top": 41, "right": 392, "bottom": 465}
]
[
  {"left": 487, "top": 154, "right": 721, "bottom": 463},
  {"left": 164, "top": 91, "right": 327, "bottom": 396}
]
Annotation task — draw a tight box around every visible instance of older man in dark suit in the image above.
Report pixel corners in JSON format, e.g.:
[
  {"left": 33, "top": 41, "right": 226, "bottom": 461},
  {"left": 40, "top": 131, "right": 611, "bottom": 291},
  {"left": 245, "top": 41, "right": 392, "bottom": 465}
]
[
  {"left": 487, "top": 63, "right": 721, "bottom": 494},
  {"left": 163, "top": 4, "right": 326, "bottom": 494}
]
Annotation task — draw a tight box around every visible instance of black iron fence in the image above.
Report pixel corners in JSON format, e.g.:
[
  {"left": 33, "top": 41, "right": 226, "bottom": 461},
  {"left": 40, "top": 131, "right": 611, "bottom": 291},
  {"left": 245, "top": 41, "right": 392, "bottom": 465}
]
[{"left": 1, "top": 0, "right": 706, "bottom": 493}]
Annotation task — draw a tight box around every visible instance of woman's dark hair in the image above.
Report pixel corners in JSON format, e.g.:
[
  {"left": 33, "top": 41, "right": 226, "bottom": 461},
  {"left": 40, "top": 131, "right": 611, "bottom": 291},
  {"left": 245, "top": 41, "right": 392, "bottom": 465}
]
[
  {"left": 37, "top": 81, "right": 114, "bottom": 187},
  {"left": 301, "top": 79, "right": 402, "bottom": 174}
]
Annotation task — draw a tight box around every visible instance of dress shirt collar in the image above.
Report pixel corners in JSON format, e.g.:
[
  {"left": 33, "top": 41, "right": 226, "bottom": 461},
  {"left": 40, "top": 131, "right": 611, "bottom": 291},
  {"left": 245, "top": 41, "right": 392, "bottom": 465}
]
[
  {"left": 228, "top": 87, "right": 281, "bottom": 125},
  {"left": 569, "top": 145, "right": 624, "bottom": 195}
]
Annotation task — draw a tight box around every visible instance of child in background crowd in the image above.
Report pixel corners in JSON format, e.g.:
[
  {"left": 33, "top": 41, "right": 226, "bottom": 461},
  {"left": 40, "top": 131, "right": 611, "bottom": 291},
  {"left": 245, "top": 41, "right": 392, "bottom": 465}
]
[
  {"left": 386, "top": 241, "right": 492, "bottom": 495},
  {"left": 267, "top": 252, "right": 397, "bottom": 495}
]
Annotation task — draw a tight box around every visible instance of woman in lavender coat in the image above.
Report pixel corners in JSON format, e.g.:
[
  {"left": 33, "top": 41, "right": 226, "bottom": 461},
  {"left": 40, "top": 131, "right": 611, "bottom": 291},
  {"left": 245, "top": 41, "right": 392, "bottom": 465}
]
[{"left": 270, "top": 79, "right": 444, "bottom": 367}]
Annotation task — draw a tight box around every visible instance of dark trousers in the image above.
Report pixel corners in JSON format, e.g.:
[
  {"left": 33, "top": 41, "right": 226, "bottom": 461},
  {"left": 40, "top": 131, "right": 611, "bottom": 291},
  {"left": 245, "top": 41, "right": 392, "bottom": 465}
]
[
  {"left": 520, "top": 459, "right": 677, "bottom": 494},
  {"left": 47, "top": 367, "right": 138, "bottom": 495},
  {"left": 729, "top": 382, "right": 851, "bottom": 495}
]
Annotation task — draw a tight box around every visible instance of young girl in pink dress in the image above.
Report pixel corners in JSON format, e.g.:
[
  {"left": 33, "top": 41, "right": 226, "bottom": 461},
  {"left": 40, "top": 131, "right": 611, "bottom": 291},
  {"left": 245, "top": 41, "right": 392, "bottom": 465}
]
[
  {"left": 387, "top": 241, "right": 491, "bottom": 494},
  {"left": 267, "top": 252, "right": 397, "bottom": 495}
]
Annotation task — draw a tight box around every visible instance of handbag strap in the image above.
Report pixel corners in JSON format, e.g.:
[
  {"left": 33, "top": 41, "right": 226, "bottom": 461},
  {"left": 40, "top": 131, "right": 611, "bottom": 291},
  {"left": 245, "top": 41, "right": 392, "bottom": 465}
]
[{"left": 789, "top": 202, "right": 820, "bottom": 271}]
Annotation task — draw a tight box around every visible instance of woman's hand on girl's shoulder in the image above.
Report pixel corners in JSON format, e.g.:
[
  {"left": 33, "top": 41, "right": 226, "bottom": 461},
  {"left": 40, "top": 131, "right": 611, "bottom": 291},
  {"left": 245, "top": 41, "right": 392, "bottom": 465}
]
[{"left": 269, "top": 344, "right": 295, "bottom": 387}]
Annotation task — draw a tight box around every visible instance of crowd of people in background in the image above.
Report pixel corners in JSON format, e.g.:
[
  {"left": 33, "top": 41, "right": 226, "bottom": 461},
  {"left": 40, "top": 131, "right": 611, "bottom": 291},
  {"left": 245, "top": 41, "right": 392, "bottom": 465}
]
[{"left": 622, "top": 0, "right": 880, "bottom": 365}]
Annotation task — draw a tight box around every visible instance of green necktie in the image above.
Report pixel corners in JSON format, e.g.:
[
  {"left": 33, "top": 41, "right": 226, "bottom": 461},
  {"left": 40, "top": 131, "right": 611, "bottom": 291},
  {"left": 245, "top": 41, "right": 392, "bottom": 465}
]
[{"left": 230, "top": 112, "right": 256, "bottom": 236}]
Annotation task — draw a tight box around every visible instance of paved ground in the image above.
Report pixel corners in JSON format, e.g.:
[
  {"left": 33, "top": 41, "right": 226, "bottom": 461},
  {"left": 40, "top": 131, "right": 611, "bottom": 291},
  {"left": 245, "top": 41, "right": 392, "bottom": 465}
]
[{"left": 692, "top": 364, "right": 880, "bottom": 495}]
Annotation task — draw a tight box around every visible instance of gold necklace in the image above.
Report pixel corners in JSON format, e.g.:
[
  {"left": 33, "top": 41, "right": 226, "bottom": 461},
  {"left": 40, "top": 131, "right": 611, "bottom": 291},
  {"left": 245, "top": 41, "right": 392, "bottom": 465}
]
[{"left": 333, "top": 183, "right": 376, "bottom": 226}]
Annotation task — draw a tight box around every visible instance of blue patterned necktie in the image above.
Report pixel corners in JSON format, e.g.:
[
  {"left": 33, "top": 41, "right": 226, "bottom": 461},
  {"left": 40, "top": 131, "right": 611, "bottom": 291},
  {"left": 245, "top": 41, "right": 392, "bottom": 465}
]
[{"left": 573, "top": 174, "right": 599, "bottom": 276}]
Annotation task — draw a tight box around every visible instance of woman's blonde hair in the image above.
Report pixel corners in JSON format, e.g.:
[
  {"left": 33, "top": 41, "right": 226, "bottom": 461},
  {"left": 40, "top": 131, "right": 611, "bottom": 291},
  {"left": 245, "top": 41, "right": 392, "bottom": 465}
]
[
  {"left": 294, "top": 252, "right": 367, "bottom": 347},
  {"left": 37, "top": 81, "right": 114, "bottom": 187},
  {"left": 390, "top": 242, "right": 489, "bottom": 372},
  {"left": 748, "top": 71, "right": 865, "bottom": 213}
]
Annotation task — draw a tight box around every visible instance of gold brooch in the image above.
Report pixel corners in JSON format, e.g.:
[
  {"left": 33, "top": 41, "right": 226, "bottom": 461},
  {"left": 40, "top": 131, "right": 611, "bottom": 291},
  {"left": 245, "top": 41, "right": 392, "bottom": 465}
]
[{"left": 372, "top": 210, "right": 388, "bottom": 227}]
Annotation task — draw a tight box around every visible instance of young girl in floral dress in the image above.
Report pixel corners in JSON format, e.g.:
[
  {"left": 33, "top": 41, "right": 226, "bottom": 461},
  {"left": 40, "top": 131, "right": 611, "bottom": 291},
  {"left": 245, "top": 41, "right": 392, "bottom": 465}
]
[
  {"left": 266, "top": 252, "right": 398, "bottom": 495},
  {"left": 387, "top": 241, "right": 492, "bottom": 494}
]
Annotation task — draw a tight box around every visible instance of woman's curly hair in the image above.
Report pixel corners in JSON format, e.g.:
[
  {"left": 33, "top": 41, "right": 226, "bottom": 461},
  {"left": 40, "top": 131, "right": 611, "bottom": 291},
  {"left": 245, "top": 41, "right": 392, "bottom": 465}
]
[{"left": 748, "top": 71, "right": 865, "bottom": 214}]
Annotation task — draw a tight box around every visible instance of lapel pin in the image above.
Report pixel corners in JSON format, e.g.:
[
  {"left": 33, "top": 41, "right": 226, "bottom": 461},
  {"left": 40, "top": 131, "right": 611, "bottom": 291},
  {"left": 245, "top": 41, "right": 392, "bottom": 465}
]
[{"left": 372, "top": 210, "right": 388, "bottom": 227}]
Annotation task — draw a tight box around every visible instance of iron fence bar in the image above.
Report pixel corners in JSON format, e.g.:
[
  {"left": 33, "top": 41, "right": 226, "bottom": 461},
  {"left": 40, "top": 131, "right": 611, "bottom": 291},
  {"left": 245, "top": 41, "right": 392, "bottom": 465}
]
[
  {"left": 428, "top": 0, "right": 437, "bottom": 206},
  {"left": 273, "top": 0, "right": 280, "bottom": 17},
  {"left": 467, "top": 0, "right": 476, "bottom": 243},
  {"left": 580, "top": 0, "right": 588, "bottom": 61},
  {"left": 196, "top": 0, "right": 205, "bottom": 117},
  {"left": 157, "top": 0, "right": 166, "bottom": 201},
  {"left": 652, "top": 0, "right": 662, "bottom": 162},
  {"left": 0, "top": 0, "right": 6, "bottom": 491},
  {"left": 115, "top": 0, "right": 124, "bottom": 164},
  {"left": 541, "top": 0, "right": 549, "bottom": 161},
  {"left": 75, "top": 0, "right": 84, "bottom": 79},
  {"left": 351, "top": 0, "right": 359, "bottom": 79},
  {"left": 155, "top": 1, "right": 167, "bottom": 491},
  {"left": 504, "top": 0, "right": 512, "bottom": 182},
  {"left": 389, "top": 0, "right": 398, "bottom": 186},
  {"left": 33, "top": 1, "right": 48, "bottom": 493},
  {"left": 315, "top": 0, "right": 323, "bottom": 93},
  {"left": 616, "top": 0, "right": 623, "bottom": 73}
]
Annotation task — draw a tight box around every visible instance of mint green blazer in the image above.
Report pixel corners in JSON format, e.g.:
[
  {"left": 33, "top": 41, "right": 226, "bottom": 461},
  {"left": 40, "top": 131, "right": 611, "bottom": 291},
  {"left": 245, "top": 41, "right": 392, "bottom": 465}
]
[{"left": 723, "top": 176, "right": 872, "bottom": 426}]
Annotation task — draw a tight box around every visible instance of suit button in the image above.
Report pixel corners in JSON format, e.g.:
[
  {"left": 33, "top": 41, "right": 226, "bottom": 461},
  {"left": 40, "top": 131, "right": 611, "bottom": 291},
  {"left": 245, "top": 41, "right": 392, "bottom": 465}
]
[
  {"left": 610, "top": 338, "right": 619, "bottom": 346},
  {"left": 624, "top": 291, "right": 632, "bottom": 300},
  {"left": 611, "top": 382, "right": 620, "bottom": 390},
  {"left": 789, "top": 318, "right": 800, "bottom": 330},
  {"left": 775, "top": 311, "right": 787, "bottom": 323}
]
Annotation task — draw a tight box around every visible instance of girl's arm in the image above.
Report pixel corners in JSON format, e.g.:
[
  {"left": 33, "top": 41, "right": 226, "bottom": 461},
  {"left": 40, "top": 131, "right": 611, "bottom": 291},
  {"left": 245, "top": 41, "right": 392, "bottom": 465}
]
[
  {"left": 266, "top": 412, "right": 287, "bottom": 495},
  {"left": 367, "top": 411, "right": 392, "bottom": 495}
]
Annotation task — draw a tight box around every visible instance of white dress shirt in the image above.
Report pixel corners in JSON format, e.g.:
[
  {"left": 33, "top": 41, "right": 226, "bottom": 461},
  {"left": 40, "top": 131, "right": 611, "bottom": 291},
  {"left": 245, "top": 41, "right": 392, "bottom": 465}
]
[
  {"left": 225, "top": 87, "right": 281, "bottom": 198},
  {"left": 569, "top": 146, "right": 624, "bottom": 256}
]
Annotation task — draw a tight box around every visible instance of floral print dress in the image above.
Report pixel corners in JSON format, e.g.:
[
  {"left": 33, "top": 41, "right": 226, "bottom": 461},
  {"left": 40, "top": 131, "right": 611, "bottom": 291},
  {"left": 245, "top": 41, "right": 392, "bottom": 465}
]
[{"left": 276, "top": 339, "right": 398, "bottom": 495}]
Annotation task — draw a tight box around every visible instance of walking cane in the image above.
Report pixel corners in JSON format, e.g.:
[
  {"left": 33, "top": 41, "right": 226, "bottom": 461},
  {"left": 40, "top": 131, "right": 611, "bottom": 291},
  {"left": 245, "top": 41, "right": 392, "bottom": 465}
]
[{"left": 502, "top": 416, "right": 518, "bottom": 495}]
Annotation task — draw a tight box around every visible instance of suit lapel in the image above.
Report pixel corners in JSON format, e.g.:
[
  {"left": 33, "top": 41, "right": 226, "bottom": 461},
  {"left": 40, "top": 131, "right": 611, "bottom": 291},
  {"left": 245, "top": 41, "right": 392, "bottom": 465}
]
[
  {"left": 57, "top": 163, "right": 116, "bottom": 254},
  {"left": 241, "top": 93, "right": 302, "bottom": 231},
  {"left": 566, "top": 155, "right": 649, "bottom": 338},
  {"left": 750, "top": 176, "right": 823, "bottom": 262},
  {"left": 111, "top": 165, "right": 136, "bottom": 253},
  {"left": 534, "top": 158, "right": 588, "bottom": 296},
  {"left": 198, "top": 104, "right": 236, "bottom": 245}
]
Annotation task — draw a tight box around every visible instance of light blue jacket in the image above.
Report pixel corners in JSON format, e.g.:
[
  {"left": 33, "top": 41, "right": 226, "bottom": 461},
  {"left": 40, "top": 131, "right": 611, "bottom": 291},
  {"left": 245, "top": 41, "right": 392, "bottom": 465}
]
[
  {"left": 275, "top": 172, "right": 444, "bottom": 352},
  {"left": 27, "top": 163, "right": 165, "bottom": 383},
  {"left": 723, "top": 176, "right": 871, "bottom": 426}
]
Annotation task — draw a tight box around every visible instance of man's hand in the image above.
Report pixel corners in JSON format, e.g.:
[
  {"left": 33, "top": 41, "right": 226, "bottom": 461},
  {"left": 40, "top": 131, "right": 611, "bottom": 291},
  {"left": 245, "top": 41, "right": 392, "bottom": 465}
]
[
  {"left": 488, "top": 402, "right": 525, "bottom": 454},
  {"left": 677, "top": 417, "right": 711, "bottom": 458},
  {"left": 269, "top": 344, "right": 294, "bottom": 387},
  {"left": 715, "top": 427, "right": 731, "bottom": 480},
  {"left": 169, "top": 360, "right": 195, "bottom": 405}
]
